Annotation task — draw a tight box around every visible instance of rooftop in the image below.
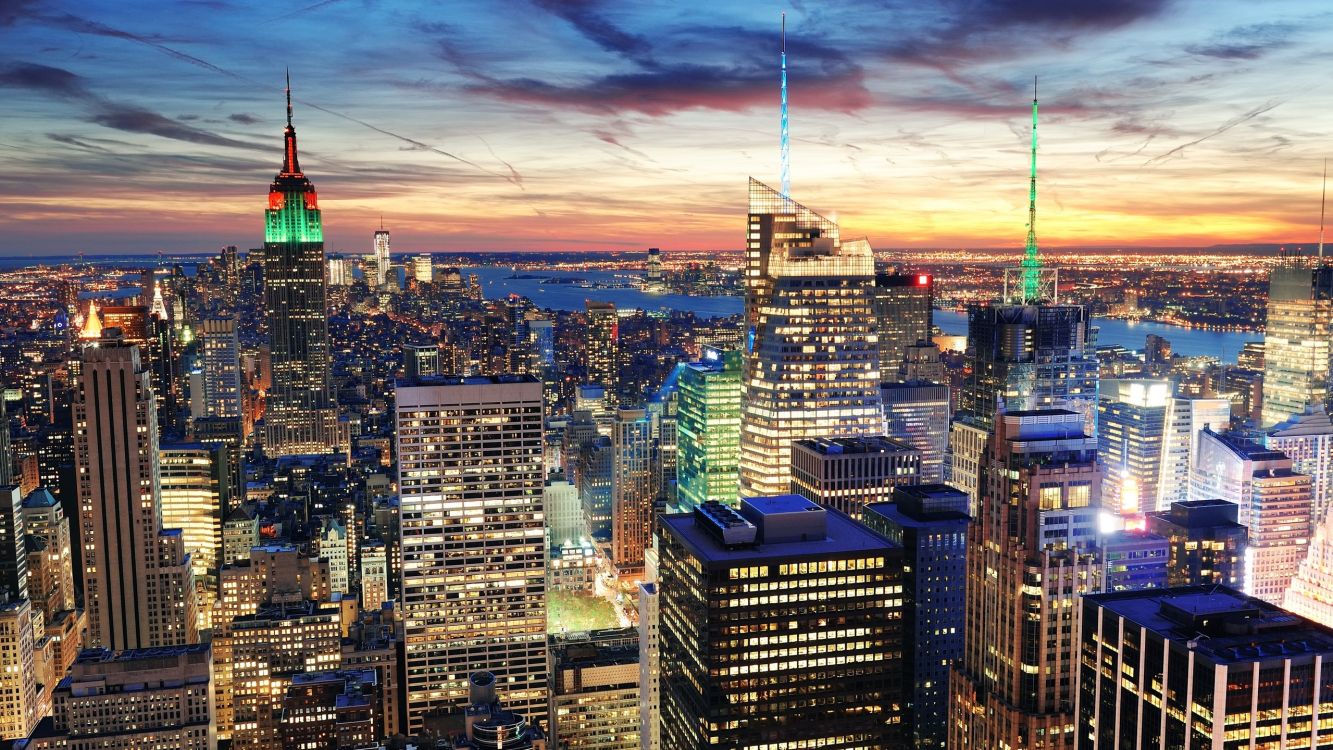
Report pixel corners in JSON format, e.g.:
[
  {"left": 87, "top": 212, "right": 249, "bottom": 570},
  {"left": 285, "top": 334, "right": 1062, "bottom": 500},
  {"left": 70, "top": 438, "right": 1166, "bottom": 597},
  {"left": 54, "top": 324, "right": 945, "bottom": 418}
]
[
  {"left": 1202, "top": 427, "right": 1288, "bottom": 462},
  {"left": 1086, "top": 586, "right": 1333, "bottom": 664},
  {"left": 793, "top": 435, "right": 915, "bottom": 456}
]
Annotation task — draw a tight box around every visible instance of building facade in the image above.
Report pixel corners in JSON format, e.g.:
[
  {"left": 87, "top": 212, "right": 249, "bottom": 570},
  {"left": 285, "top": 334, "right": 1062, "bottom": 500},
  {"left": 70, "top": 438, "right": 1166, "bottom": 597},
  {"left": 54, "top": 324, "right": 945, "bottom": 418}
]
[
  {"left": 790, "top": 435, "right": 921, "bottom": 519},
  {"left": 1261, "top": 263, "right": 1333, "bottom": 426},
  {"left": 675, "top": 350, "right": 742, "bottom": 510},
  {"left": 880, "top": 380, "right": 950, "bottom": 484},
  {"left": 1145, "top": 499, "right": 1247, "bottom": 588}
]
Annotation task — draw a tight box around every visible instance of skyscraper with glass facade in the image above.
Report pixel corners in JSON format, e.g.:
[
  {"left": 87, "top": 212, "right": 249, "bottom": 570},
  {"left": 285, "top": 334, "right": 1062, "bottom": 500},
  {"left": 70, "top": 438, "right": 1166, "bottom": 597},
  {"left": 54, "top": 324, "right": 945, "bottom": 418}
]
[
  {"left": 873, "top": 272, "right": 932, "bottom": 371},
  {"left": 1098, "top": 379, "right": 1171, "bottom": 519},
  {"left": 262, "top": 83, "right": 342, "bottom": 456},
  {"left": 1265, "top": 403, "right": 1333, "bottom": 530},
  {"left": 1261, "top": 263, "right": 1333, "bottom": 427},
  {"left": 739, "top": 179, "right": 883, "bottom": 496},
  {"left": 675, "top": 350, "right": 742, "bottom": 510}
]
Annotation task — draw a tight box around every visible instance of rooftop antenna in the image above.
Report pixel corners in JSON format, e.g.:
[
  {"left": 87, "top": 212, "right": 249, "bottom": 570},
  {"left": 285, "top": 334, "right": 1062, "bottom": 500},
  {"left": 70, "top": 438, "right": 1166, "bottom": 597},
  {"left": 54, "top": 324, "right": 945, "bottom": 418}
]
[
  {"left": 1320, "top": 159, "right": 1327, "bottom": 260},
  {"left": 780, "top": 12, "right": 790, "bottom": 198},
  {"left": 1021, "top": 76, "right": 1041, "bottom": 303},
  {"left": 285, "top": 68, "right": 293, "bottom": 128}
]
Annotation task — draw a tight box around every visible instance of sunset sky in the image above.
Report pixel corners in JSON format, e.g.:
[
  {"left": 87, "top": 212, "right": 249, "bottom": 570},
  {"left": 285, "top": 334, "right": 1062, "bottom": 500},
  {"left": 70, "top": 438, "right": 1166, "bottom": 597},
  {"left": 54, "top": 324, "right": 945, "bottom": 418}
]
[{"left": 2, "top": 0, "right": 1332, "bottom": 255}]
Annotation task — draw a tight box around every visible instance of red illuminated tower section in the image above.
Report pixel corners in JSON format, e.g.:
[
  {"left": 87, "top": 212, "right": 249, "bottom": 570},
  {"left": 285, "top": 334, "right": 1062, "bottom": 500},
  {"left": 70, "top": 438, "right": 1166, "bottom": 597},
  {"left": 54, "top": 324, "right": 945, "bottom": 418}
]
[{"left": 262, "top": 74, "right": 343, "bottom": 456}]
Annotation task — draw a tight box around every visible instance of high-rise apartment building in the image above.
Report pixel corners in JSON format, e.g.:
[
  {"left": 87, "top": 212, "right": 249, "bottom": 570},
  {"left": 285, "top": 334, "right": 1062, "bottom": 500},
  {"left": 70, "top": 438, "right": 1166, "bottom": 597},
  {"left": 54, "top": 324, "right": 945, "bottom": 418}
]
[
  {"left": 879, "top": 380, "right": 950, "bottom": 484},
  {"left": 262, "top": 84, "right": 342, "bottom": 456},
  {"left": 658, "top": 495, "right": 904, "bottom": 750},
  {"left": 1190, "top": 428, "right": 1310, "bottom": 603},
  {"left": 790, "top": 435, "right": 920, "bottom": 519},
  {"left": 739, "top": 180, "right": 883, "bottom": 496},
  {"left": 76, "top": 342, "right": 196, "bottom": 650},
  {"left": 1098, "top": 379, "right": 1171, "bottom": 519},
  {"left": 863, "top": 484, "right": 968, "bottom": 750},
  {"left": 585, "top": 301, "right": 620, "bottom": 405},
  {"left": 1145, "top": 499, "right": 1247, "bottom": 588},
  {"left": 675, "top": 350, "right": 742, "bottom": 510},
  {"left": 1261, "top": 263, "right": 1333, "bottom": 426},
  {"left": 950, "top": 409, "right": 1103, "bottom": 750},
  {"left": 873, "top": 272, "right": 932, "bottom": 370},
  {"left": 549, "top": 628, "right": 640, "bottom": 750},
  {"left": 1265, "top": 403, "right": 1333, "bottom": 529},
  {"left": 395, "top": 375, "right": 547, "bottom": 732},
  {"left": 15, "top": 645, "right": 215, "bottom": 750},
  {"left": 611, "top": 407, "right": 654, "bottom": 576},
  {"left": 200, "top": 317, "right": 241, "bottom": 419},
  {"left": 1078, "top": 587, "right": 1333, "bottom": 749}
]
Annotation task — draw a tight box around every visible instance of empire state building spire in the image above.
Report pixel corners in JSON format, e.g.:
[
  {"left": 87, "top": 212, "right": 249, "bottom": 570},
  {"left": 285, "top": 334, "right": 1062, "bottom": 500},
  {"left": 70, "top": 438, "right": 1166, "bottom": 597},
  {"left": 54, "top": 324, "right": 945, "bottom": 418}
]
[{"left": 281, "top": 68, "right": 301, "bottom": 177}]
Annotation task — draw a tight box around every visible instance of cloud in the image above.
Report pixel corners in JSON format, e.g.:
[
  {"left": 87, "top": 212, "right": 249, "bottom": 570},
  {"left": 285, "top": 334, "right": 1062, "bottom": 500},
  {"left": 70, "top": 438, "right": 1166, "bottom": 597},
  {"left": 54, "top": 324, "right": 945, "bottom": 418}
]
[
  {"left": 1145, "top": 99, "right": 1284, "bottom": 165},
  {"left": 229, "top": 112, "right": 261, "bottom": 124},
  {"left": 532, "top": 0, "right": 651, "bottom": 59},
  {"left": 1185, "top": 22, "right": 1295, "bottom": 60}
]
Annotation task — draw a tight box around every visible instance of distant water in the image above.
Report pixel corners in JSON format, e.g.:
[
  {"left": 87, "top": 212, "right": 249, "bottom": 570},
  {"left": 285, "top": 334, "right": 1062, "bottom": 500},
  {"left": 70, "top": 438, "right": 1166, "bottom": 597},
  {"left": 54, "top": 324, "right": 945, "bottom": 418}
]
[
  {"left": 465, "top": 266, "right": 743, "bottom": 318},
  {"left": 932, "top": 309, "right": 1257, "bottom": 363}
]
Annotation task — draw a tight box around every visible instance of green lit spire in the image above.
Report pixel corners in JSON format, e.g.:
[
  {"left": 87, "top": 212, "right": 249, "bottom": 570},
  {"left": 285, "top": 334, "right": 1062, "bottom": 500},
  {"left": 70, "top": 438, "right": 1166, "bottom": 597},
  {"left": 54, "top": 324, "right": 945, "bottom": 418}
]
[{"left": 1021, "top": 77, "right": 1040, "bottom": 303}]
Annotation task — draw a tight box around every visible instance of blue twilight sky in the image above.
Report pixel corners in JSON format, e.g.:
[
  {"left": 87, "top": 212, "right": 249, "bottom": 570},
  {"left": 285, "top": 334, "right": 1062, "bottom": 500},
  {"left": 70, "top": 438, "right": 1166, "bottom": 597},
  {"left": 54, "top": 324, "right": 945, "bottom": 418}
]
[{"left": 2, "top": 0, "right": 1333, "bottom": 255}]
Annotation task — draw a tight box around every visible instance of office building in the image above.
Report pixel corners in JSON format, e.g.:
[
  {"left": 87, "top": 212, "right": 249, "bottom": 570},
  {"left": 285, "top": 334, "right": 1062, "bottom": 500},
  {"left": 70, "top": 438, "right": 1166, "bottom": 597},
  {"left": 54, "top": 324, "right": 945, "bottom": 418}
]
[
  {"left": 404, "top": 343, "right": 441, "bottom": 379},
  {"left": 1261, "top": 263, "right": 1333, "bottom": 426},
  {"left": 646, "top": 247, "right": 663, "bottom": 286},
  {"left": 1190, "top": 428, "right": 1311, "bottom": 603},
  {"left": 585, "top": 301, "right": 619, "bottom": 406},
  {"left": 396, "top": 375, "right": 547, "bottom": 732},
  {"left": 637, "top": 582, "right": 659, "bottom": 750},
  {"left": 76, "top": 342, "right": 196, "bottom": 650},
  {"left": 373, "top": 227, "right": 391, "bottom": 287},
  {"left": 611, "top": 408, "right": 654, "bottom": 576},
  {"left": 1100, "top": 529, "right": 1168, "bottom": 591},
  {"left": 159, "top": 442, "right": 224, "bottom": 631},
  {"left": 549, "top": 628, "right": 640, "bottom": 750},
  {"left": 413, "top": 254, "right": 433, "bottom": 283},
  {"left": 0, "top": 599, "right": 37, "bottom": 741},
  {"left": 1284, "top": 508, "right": 1333, "bottom": 623},
  {"left": 221, "top": 507, "right": 258, "bottom": 566},
  {"left": 199, "top": 317, "right": 241, "bottom": 419},
  {"left": 1156, "top": 395, "right": 1231, "bottom": 508},
  {"left": 280, "top": 669, "right": 382, "bottom": 750},
  {"left": 17, "top": 644, "right": 215, "bottom": 750},
  {"left": 873, "top": 272, "right": 932, "bottom": 369},
  {"left": 950, "top": 409, "right": 1103, "bottom": 750},
  {"left": 545, "top": 470, "right": 582, "bottom": 547},
  {"left": 675, "top": 350, "right": 742, "bottom": 510},
  {"left": 863, "top": 484, "right": 968, "bottom": 750},
  {"left": 790, "top": 435, "right": 920, "bottom": 518},
  {"left": 318, "top": 516, "right": 351, "bottom": 594},
  {"left": 1145, "top": 499, "right": 1247, "bottom": 588},
  {"left": 1078, "top": 587, "right": 1333, "bottom": 749},
  {"left": 879, "top": 380, "right": 950, "bottom": 484},
  {"left": 262, "top": 84, "right": 342, "bottom": 456},
  {"left": 327, "top": 254, "right": 350, "bottom": 286},
  {"left": 573, "top": 430, "right": 613, "bottom": 541},
  {"left": 1098, "top": 379, "right": 1170, "bottom": 519},
  {"left": 359, "top": 540, "right": 389, "bottom": 613},
  {"left": 1265, "top": 403, "right": 1333, "bottom": 529},
  {"left": 21, "top": 488, "right": 75, "bottom": 620},
  {"left": 658, "top": 495, "right": 904, "bottom": 750},
  {"left": 947, "top": 419, "right": 989, "bottom": 514},
  {"left": 739, "top": 180, "right": 883, "bottom": 496},
  {"left": 0, "top": 485, "right": 25, "bottom": 602}
]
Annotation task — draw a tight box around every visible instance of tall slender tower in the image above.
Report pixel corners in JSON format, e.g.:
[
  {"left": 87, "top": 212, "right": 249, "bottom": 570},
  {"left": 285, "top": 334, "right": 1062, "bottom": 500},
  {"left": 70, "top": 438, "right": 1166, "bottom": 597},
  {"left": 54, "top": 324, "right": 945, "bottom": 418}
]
[
  {"left": 1021, "top": 78, "right": 1041, "bottom": 303},
  {"left": 262, "top": 73, "right": 342, "bottom": 456},
  {"left": 779, "top": 13, "right": 790, "bottom": 198},
  {"left": 373, "top": 221, "right": 391, "bottom": 287},
  {"left": 75, "top": 341, "right": 196, "bottom": 650}
]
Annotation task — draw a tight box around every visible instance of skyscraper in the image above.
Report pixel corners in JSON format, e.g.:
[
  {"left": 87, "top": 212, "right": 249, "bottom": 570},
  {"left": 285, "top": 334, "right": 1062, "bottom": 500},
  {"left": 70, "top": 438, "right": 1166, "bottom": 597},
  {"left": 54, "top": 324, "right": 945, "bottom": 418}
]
[
  {"left": 0, "top": 485, "right": 25, "bottom": 603},
  {"left": 1155, "top": 394, "right": 1231, "bottom": 509},
  {"left": 1099, "top": 529, "right": 1169, "bottom": 591},
  {"left": 373, "top": 226, "right": 391, "bottom": 287},
  {"left": 880, "top": 380, "right": 950, "bottom": 484},
  {"left": 75, "top": 341, "right": 196, "bottom": 650},
  {"left": 1264, "top": 403, "right": 1333, "bottom": 530},
  {"left": 549, "top": 628, "right": 641, "bottom": 750},
  {"left": 1282, "top": 507, "right": 1333, "bottom": 623},
  {"left": 863, "top": 484, "right": 968, "bottom": 750},
  {"left": 739, "top": 179, "right": 883, "bottom": 496},
  {"left": 159, "top": 442, "right": 224, "bottom": 632},
  {"left": 872, "top": 272, "right": 932, "bottom": 370},
  {"left": 0, "top": 599, "right": 37, "bottom": 741},
  {"left": 789, "top": 435, "right": 921, "bottom": 519},
  {"left": 950, "top": 409, "right": 1102, "bottom": 750},
  {"left": 1097, "top": 379, "right": 1171, "bottom": 519},
  {"left": 658, "top": 496, "right": 904, "bottom": 750},
  {"left": 585, "top": 301, "right": 619, "bottom": 406},
  {"left": 1078, "top": 587, "right": 1333, "bottom": 749},
  {"left": 262, "top": 78, "right": 342, "bottom": 456},
  {"left": 1190, "top": 428, "right": 1311, "bottom": 603},
  {"left": 412, "top": 254, "right": 432, "bottom": 283},
  {"left": 199, "top": 317, "right": 241, "bottom": 419},
  {"left": 675, "top": 350, "right": 742, "bottom": 510},
  {"left": 611, "top": 407, "right": 654, "bottom": 577},
  {"left": 1260, "top": 263, "right": 1333, "bottom": 426},
  {"left": 395, "top": 375, "right": 547, "bottom": 732}
]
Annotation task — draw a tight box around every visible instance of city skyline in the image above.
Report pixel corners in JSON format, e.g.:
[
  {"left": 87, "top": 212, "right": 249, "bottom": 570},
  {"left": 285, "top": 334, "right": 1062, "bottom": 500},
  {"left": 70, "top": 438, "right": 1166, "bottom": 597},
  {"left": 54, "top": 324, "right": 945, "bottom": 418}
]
[{"left": 2, "top": 0, "right": 1333, "bottom": 254}]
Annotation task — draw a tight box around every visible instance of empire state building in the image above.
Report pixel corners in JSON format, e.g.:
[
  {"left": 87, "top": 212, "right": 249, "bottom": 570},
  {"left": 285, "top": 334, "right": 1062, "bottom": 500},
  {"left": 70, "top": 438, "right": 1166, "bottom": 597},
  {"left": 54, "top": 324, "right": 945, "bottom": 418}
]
[{"left": 261, "top": 76, "right": 343, "bottom": 456}]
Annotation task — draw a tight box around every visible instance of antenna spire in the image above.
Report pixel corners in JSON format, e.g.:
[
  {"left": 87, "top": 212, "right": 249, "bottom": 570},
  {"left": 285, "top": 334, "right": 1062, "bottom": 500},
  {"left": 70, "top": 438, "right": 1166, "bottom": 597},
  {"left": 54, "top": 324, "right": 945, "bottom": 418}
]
[
  {"left": 285, "top": 68, "right": 293, "bottom": 128},
  {"left": 1320, "top": 159, "right": 1327, "bottom": 260},
  {"left": 779, "top": 12, "right": 790, "bottom": 198},
  {"left": 1021, "top": 75, "right": 1041, "bottom": 303}
]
